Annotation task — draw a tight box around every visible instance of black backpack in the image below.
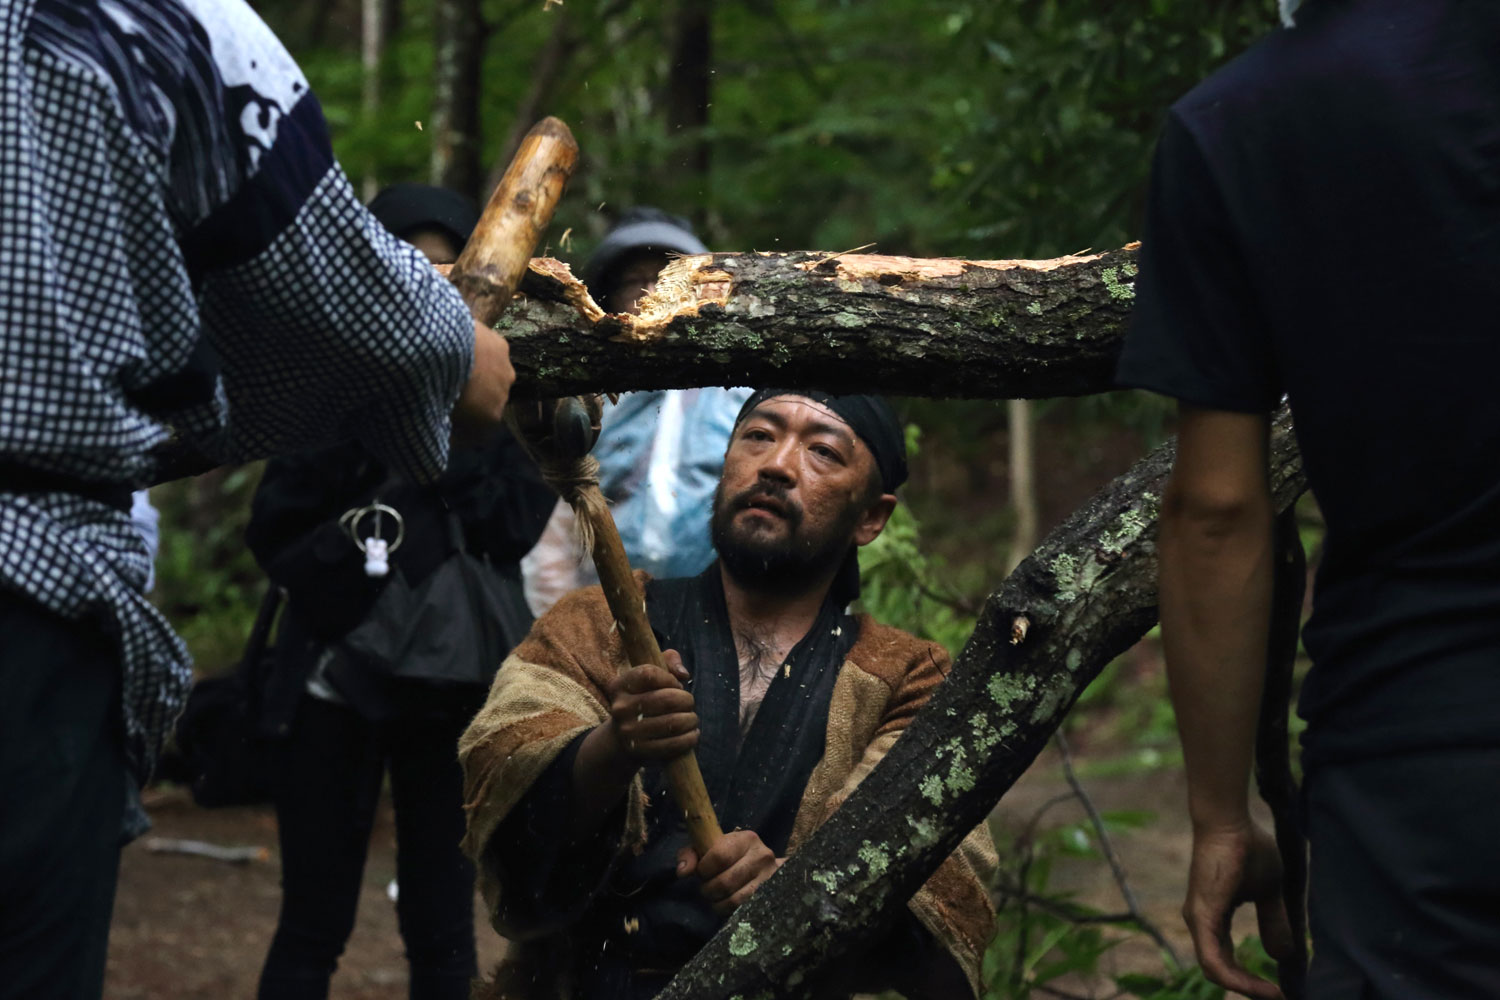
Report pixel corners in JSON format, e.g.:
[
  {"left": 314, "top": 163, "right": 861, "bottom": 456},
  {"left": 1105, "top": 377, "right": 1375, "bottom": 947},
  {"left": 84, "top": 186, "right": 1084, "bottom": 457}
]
[{"left": 172, "top": 585, "right": 284, "bottom": 807}]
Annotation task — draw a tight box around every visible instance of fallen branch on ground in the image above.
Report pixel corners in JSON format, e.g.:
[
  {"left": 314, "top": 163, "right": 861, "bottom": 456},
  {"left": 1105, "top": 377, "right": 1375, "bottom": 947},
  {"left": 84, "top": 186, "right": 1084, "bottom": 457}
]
[{"left": 143, "top": 838, "right": 269, "bottom": 865}]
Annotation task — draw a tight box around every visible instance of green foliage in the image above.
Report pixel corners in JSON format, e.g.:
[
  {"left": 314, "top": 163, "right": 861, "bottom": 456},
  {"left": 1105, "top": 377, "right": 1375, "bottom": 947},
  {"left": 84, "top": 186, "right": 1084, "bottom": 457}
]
[
  {"left": 1071, "top": 647, "right": 1186, "bottom": 779},
  {"left": 259, "top": 0, "right": 1277, "bottom": 260},
  {"left": 858, "top": 501, "right": 979, "bottom": 658},
  {"left": 983, "top": 857, "right": 1118, "bottom": 995},
  {"left": 984, "top": 801, "right": 1282, "bottom": 999},
  {"left": 1116, "top": 939, "right": 1279, "bottom": 998},
  {"left": 931, "top": 0, "right": 1276, "bottom": 258},
  {"left": 984, "top": 809, "right": 1145, "bottom": 999},
  {"left": 858, "top": 424, "right": 981, "bottom": 657}
]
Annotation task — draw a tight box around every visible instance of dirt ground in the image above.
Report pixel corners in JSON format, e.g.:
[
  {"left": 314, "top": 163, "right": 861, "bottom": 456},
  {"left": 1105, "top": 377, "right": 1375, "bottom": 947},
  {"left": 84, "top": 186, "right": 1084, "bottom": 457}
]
[
  {"left": 104, "top": 749, "right": 1273, "bottom": 999},
  {"left": 105, "top": 790, "right": 506, "bottom": 1000}
]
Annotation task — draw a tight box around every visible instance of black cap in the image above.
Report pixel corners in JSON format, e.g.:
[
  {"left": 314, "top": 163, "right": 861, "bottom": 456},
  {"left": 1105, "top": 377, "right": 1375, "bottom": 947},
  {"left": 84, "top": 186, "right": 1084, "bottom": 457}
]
[
  {"left": 735, "top": 389, "right": 908, "bottom": 493},
  {"left": 367, "top": 183, "right": 481, "bottom": 248}
]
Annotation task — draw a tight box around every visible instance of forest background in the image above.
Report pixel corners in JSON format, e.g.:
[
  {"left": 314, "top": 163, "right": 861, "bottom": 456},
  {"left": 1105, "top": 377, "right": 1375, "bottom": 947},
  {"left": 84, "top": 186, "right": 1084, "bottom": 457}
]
[{"left": 145, "top": 2, "right": 1305, "bottom": 996}]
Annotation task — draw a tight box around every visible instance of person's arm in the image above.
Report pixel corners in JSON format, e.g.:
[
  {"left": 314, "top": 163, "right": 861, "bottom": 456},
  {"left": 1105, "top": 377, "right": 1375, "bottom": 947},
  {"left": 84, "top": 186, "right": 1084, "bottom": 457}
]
[
  {"left": 462, "top": 588, "right": 650, "bottom": 938},
  {"left": 451, "top": 322, "right": 514, "bottom": 443},
  {"left": 165, "top": 0, "right": 509, "bottom": 483},
  {"left": 572, "top": 648, "right": 784, "bottom": 912},
  {"left": 568, "top": 648, "right": 698, "bottom": 840},
  {"left": 198, "top": 173, "right": 505, "bottom": 481},
  {"left": 1159, "top": 404, "right": 1294, "bottom": 999}
]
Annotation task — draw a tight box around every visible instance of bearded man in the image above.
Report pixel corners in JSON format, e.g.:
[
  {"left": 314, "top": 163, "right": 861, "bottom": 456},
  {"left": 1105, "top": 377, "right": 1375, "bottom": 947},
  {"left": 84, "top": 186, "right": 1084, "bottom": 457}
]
[{"left": 459, "top": 390, "right": 997, "bottom": 999}]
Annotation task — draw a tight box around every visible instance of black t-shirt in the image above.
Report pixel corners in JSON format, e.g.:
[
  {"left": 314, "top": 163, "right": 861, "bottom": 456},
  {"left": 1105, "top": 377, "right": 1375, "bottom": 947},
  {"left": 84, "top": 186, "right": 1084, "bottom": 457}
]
[{"left": 1118, "top": 0, "right": 1500, "bottom": 764}]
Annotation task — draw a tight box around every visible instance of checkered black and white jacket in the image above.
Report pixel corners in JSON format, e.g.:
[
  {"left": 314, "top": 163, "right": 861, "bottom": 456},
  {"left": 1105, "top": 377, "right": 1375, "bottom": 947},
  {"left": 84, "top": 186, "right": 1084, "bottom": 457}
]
[{"left": 0, "top": 0, "right": 474, "bottom": 790}]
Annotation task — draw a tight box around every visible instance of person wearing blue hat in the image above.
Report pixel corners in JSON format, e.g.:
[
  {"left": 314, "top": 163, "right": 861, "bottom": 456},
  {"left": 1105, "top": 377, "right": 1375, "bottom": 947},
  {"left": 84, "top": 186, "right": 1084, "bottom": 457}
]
[{"left": 522, "top": 208, "right": 753, "bottom": 613}]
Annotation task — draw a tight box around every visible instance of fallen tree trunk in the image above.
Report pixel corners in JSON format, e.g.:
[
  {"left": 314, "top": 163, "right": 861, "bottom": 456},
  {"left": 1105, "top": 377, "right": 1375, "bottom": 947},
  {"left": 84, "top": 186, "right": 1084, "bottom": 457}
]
[
  {"left": 505, "top": 245, "right": 1140, "bottom": 399},
  {"left": 149, "top": 246, "right": 1138, "bottom": 484},
  {"left": 656, "top": 406, "right": 1306, "bottom": 1000}
]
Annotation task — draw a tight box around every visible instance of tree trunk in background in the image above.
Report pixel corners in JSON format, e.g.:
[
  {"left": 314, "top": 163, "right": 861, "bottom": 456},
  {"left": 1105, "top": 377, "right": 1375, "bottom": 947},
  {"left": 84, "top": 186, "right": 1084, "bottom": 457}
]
[
  {"left": 485, "top": 11, "right": 580, "bottom": 199},
  {"left": 655, "top": 408, "right": 1308, "bottom": 999},
  {"left": 1006, "top": 398, "right": 1038, "bottom": 572},
  {"left": 431, "top": 0, "right": 485, "bottom": 200},
  {"left": 360, "top": 0, "right": 389, "bottom": 201},
  {"left": 665, "top": 0, "right": 712, "bottom": 215}
]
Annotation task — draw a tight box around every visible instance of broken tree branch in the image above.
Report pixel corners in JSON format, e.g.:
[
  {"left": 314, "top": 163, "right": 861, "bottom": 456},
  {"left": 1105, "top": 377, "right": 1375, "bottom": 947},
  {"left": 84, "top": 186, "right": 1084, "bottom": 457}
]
[
  {"left": 504, "top": 245, "right": 1141, "bottom": 400},
  {"left": 147, "top": 245, "right": 1139, "bottom": 484},
  {"left": 655, "top": 407, "right": 1306, "bottom": 1000}
]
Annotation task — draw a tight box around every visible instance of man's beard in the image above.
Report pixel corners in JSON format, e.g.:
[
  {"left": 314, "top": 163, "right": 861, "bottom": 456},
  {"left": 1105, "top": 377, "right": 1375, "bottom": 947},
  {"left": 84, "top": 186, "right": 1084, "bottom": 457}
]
[{"left": 710, "top": 479, "right": 860, "bottom": 595}]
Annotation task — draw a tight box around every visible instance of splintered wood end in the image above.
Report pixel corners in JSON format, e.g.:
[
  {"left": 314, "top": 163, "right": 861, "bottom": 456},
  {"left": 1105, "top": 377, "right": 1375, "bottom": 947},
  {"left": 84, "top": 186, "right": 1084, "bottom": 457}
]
[
  {"left": 618, "top": 254, "right": 730, "bottom": 342},
  {"left": 527, "top": 257, "right": 606, "bottom": 323}
]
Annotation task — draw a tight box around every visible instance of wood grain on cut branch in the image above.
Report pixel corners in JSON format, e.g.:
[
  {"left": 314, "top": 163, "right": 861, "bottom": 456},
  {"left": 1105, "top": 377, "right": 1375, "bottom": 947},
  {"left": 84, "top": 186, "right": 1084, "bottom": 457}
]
[
  {"left": 654, "top": 408, "right": 1307, "bottom": 1000},
  {"left": 504, "top": 245, "right": 1141, "bottom": 400}
]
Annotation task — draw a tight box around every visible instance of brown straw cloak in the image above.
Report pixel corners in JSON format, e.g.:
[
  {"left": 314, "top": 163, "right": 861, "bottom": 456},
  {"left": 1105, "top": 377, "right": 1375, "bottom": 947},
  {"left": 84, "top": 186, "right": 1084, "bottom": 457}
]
[{"left": 459, "top": 574, "right": 998, "bottom": 998}]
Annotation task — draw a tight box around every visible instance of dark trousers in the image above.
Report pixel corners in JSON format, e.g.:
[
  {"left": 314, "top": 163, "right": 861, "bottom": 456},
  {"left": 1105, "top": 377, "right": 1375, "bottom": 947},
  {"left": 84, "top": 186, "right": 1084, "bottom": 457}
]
[
  {"left": 1306, "top": 747, "right": 1500, "bottom": 999},
  {"left": 0, "top": 592, "right": 125, "bottom": 1000},
  {"left": 258, "top": 696, "right": 479, "bottom": 1000}
]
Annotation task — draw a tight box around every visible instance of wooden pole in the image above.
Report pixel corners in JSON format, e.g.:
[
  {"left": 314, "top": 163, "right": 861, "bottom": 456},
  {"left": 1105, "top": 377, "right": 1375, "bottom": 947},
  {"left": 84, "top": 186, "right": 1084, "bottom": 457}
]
[
  {"left": 591, "top": 497, "right": 724, "bottom": 856},
  {"left": 453, "top": 117, "right": 724, "bottom": 858},
  {"left": 449, "top": 116, "right": 578, "bottom": 324}
]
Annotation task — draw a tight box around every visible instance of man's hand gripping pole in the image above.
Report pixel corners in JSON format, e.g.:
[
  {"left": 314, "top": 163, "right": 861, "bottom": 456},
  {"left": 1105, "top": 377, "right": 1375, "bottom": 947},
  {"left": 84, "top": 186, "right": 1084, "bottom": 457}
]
[{"left": 447, "top": 117, "right": 724, "bottom": 858}]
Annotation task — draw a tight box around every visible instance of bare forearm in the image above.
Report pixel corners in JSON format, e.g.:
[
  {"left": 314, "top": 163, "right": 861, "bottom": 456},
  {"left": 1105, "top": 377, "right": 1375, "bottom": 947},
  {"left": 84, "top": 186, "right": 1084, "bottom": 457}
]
[
  {"left": 1159, "top": 489, "right": 1274, "bottom": 832},
  {"left": 567, "top": 723, "right": 639, "bottom": 841}
]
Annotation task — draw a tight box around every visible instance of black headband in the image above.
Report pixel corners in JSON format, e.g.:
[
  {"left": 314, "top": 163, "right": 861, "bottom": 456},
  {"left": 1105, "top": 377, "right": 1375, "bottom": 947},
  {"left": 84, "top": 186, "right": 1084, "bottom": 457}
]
[{"left": 734, "top": 389, "right": 908, "bottom": 493}]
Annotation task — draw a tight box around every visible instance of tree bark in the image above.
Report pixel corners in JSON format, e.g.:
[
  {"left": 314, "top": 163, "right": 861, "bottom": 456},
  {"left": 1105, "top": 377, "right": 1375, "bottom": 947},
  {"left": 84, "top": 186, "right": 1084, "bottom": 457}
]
[
  {"left": 503, "top": 244, "right": 1142, "bottom": 399},
  {"left": 149, "top": 245, "right": 1138, "bottom": 484},
  {"left": 360, "top": 0, "right": 390, "bottom": 201},
  {"left": 655, "top": 407, "right": 1307, "bottom": 1000},
  {"left": 431, "top": 0, "right": 486, "bottom": 199}
]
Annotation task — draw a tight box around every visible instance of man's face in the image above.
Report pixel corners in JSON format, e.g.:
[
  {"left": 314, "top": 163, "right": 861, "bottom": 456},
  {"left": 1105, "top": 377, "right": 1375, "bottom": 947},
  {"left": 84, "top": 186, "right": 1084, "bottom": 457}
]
[
  {"left": 602, "top": 250, "right": 670, "bottom": 316},
  {"left": 711, "top": 396, "right": 896, "bottom": 594}
]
